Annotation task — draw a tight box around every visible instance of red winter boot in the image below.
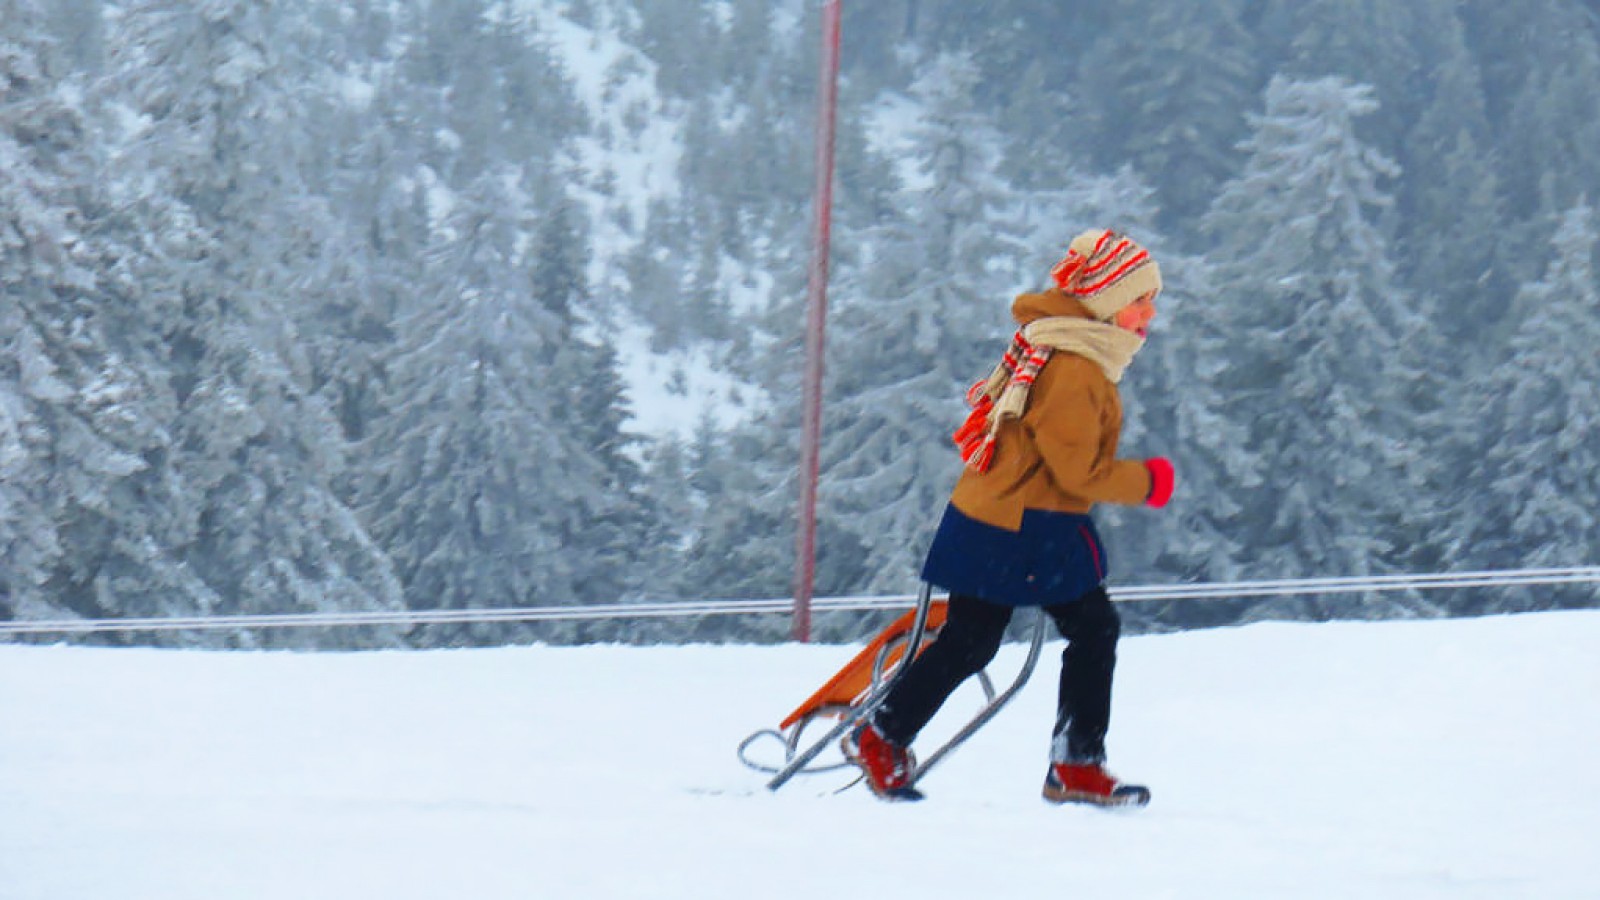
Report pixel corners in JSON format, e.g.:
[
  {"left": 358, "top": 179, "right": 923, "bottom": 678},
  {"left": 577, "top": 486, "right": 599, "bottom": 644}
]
[
  {"left": 1042, "top": 761, "right": 1151, "bottom": 807},
  {"left": 841, "top": 721, "right": 922, "bottom": 801}
]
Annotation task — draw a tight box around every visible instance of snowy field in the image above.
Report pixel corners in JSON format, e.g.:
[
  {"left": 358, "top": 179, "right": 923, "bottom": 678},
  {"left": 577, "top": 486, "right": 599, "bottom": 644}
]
[{"left": 2, "top": 610, "right": 1598, "bottom": 900}]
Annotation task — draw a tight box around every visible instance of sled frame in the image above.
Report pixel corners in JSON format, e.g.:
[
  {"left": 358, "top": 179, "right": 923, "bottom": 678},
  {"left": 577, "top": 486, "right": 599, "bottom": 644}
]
[
  {"left": 765, "top": 583, "right": 1049, "bottom": 792},
  {"left": 737, "top": 596, "right": 993, "bottom": 779}
]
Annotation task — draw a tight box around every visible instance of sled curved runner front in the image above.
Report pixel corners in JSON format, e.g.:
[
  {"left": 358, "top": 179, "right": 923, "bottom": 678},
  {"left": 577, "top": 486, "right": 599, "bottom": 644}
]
[{"left": 744, "top": 583, "right": 1049, "bottom": 793}]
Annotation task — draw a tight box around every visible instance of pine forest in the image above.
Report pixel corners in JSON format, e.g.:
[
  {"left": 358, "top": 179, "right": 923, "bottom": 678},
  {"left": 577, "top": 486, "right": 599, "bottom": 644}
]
[{"left": 3, "top": 0, "right": 1599, "bottom": 646}]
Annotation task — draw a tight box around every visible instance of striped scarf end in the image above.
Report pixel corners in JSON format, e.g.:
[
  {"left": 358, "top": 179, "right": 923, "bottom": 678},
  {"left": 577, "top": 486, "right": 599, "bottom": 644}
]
[
  {"left": 952, "top": 396, "right": 993, "bottom": 447},
  {"left": 954, "top": 405, "right": 997, "bottom": 472},
  {"left": 958, "top": 436, "right": 996, "bottom": 473},
  {"left": 953, "top": 398, "right": 997, "bottom": 473}
]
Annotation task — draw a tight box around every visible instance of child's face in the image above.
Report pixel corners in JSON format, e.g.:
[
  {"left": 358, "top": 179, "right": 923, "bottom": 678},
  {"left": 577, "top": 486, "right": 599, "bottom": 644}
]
[{"left": 1113, "top": 293, "right": 1158, "bottom": 338}]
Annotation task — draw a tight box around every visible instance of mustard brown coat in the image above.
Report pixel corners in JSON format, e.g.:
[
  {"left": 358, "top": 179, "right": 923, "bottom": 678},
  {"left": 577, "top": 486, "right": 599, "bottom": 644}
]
[{"left": 920, "top": 289, "right": 1156, "bottom": 606}]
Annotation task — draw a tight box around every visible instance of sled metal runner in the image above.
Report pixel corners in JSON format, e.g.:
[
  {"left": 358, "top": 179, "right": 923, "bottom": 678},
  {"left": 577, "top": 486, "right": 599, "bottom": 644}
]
[{"left": 755, "top": 583, "right": 1049, "bottom": 793}]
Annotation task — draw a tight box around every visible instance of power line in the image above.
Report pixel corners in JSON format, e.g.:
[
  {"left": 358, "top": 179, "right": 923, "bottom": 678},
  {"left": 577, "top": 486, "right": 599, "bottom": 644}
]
[{"left": 2, "top": 566, "right": 1596, "bottom": 637}]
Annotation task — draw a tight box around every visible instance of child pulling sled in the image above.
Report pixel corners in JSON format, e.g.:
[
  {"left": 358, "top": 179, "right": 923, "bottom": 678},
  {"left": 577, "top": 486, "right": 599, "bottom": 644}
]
[{"left": 843, "top": 229, "right": 1175, "bottom": 806}]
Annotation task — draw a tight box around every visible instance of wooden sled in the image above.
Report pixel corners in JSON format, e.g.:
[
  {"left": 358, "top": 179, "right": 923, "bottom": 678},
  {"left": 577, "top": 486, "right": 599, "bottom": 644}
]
[{"left": 740, "top": 583, "right": 1049, "bottom": 793}]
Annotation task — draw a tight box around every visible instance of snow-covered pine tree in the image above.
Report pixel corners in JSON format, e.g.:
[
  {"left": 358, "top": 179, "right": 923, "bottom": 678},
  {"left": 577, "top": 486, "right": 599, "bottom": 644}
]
[
  {"left": 1, "top": 12, "right": 78, "bottom": 621},
  {"left": 1, "top": 3, "right": 220, "bottom": 632},
  {"left": 1455, "top": 202, "right": 1600, "bottom": 609},
  {"left": 99, "top": 0, "right": 403, "bottom": 644},
  {"left": 1202, "top": 77, "right": 1440, "bottom": 609},
  {"left": 356, "top": 166, "right": 576, "bottom": 644},
  {"left": 531, "top": 188, "right": 652, "bottom": 615}
]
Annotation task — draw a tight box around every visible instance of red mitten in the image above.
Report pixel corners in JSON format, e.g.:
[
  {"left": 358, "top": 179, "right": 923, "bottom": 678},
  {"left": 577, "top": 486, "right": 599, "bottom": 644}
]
[{"left": 1144, "top": 457, "right": 1175, "bottom": 509}]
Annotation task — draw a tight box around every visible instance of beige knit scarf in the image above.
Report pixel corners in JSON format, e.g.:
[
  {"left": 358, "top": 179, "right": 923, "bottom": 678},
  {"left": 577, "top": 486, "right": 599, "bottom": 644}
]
[{"left": 953, "top": 317, "right": 1145, "bottom": 472}]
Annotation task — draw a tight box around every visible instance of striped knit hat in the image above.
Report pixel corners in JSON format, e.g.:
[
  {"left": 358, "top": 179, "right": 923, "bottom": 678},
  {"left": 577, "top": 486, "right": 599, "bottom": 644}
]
[{"left": 1049, "top": 229, "right": 1162, "bottom": 320}]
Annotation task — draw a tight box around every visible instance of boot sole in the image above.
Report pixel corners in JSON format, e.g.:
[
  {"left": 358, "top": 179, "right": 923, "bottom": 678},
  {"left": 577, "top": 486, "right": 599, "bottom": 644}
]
[{"left": 1042, "top": 784, "right": 1151, "bottom": 807}]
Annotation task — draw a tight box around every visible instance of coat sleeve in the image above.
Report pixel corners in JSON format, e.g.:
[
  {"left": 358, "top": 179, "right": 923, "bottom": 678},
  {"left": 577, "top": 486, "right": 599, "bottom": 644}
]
[{"left": 1024, "top": 357, "right": 1152, "bottom": 506}]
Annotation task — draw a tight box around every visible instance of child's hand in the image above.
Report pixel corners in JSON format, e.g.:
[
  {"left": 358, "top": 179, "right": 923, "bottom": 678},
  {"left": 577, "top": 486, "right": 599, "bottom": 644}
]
[{"left": 1144, "top": 457, "right": 1175, "bottom": 508}]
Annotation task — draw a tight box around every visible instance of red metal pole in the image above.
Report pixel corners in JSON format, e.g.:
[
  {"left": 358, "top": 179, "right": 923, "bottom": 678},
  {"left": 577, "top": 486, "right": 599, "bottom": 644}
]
[{"left": 793, "top": 0, "right": 842, "bottom": 644}]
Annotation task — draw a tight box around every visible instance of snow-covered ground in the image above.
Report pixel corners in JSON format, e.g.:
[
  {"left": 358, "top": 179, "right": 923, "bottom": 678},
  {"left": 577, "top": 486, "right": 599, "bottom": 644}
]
[{"left": 3, "top": 610, "right": 1598, "bottom": 899}]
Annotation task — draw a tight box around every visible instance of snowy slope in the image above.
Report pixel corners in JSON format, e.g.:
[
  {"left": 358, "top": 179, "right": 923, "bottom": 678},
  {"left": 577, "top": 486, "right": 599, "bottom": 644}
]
[{"left": 3, "top": 611, "right": 1598, "bottom": 899}]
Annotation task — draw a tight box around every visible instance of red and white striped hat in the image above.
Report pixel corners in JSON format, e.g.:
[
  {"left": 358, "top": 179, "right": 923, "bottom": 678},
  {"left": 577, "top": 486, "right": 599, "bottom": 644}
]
[{"left": 1049, "top": 229, "right": 1163, "bottom": 321}]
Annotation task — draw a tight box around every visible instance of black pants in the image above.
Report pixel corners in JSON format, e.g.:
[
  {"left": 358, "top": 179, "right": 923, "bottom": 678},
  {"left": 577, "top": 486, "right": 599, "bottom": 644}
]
[{"left": 873, "top": 588, "right": 1120, "bottom": 764}]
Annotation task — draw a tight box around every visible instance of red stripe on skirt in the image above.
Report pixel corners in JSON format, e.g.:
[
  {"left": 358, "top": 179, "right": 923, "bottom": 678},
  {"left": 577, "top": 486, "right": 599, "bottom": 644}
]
[{"left": 1079, "top": 524, "right": 1105, "bottom": 581}]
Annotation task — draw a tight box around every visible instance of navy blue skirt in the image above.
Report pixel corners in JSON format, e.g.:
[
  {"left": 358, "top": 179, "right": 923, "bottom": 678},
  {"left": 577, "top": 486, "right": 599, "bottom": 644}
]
[{"left": 920, "top": 503, "right": 1108, "bottom": 607}]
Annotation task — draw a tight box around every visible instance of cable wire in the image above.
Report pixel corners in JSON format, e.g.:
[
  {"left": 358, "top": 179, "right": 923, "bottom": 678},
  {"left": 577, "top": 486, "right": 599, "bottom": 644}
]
[{"left": 2, "top": 566, "right": 1597, "bottom": 636}]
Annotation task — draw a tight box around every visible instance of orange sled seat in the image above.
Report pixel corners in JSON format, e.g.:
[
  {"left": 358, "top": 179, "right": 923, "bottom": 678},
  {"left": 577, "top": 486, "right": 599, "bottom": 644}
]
[{"left": 778, "top": 600, "right": 951, "bottom": 732}]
